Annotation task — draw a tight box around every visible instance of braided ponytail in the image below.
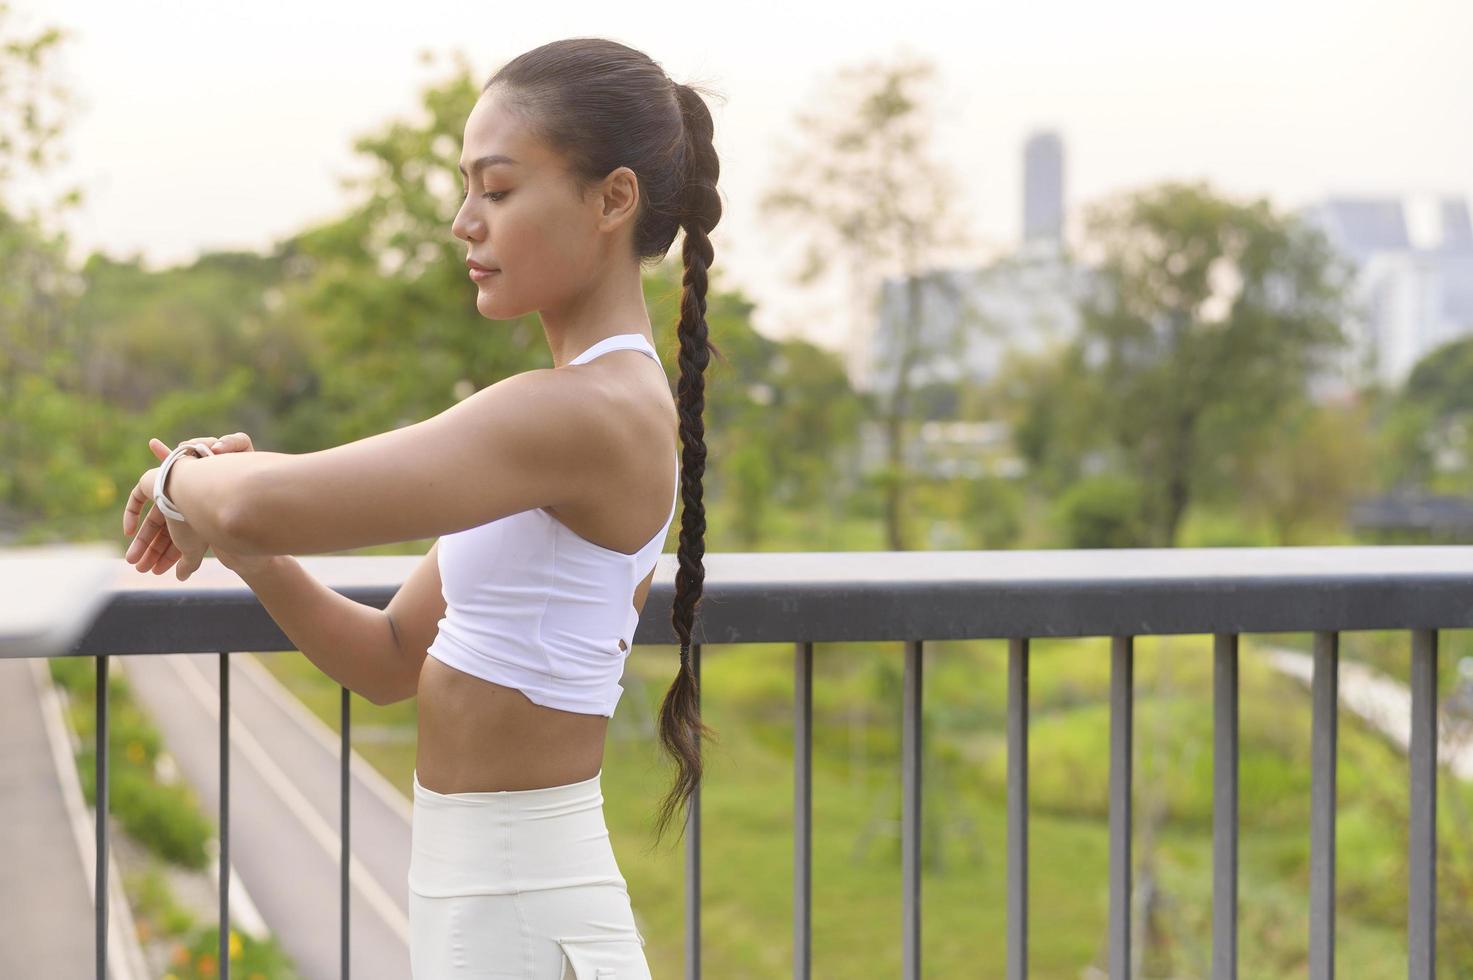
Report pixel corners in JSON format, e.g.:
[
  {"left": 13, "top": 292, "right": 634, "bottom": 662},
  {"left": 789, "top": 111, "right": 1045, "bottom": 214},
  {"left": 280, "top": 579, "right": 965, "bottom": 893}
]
[
  {"left": 481, "top": 40, "right": 726, "bottom": 850},
  {"left": 648, "top": 81, "right": 724, "bottom": 849}
]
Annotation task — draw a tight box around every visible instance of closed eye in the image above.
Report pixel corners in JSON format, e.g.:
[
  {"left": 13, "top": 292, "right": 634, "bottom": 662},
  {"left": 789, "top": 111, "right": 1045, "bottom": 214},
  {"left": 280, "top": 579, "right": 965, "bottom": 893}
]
[{"left": 463, "top": 190, "right": 508, "bottom": 203}]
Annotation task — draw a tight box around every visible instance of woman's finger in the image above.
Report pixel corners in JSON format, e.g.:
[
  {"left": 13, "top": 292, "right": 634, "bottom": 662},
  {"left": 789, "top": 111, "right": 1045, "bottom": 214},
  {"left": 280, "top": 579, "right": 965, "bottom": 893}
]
[
  {"left": 125, "top": 507, "right": 167, "bottom": 563},
  {"left": 139, "top": 526, "right": 173, "bottom": 573},
  {"left": 124, "top": 478, "right": 157, "bottom": 538},
  {"left": 153, "top": 540, "right": 182, "bottom": 574}
]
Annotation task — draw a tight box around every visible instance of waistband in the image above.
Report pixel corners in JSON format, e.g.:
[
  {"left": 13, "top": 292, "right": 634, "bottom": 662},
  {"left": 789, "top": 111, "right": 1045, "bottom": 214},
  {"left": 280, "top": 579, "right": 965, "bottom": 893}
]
[
  {"left": 409, "top": 767, "right": 622, "bottom": 896},
  {"left": 412, "top": 767, "right": 603, "bottom": 814}
]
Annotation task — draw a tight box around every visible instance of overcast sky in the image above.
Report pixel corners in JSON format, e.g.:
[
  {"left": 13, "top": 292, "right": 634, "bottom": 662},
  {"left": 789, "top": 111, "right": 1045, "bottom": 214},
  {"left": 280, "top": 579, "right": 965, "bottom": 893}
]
[{"left": 17, "top": 0, "right": 1473, "bottom": 352}]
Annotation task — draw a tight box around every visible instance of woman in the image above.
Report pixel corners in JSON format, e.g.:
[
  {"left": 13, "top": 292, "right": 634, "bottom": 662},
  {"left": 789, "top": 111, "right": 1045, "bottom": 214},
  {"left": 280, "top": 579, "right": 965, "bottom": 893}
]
[{"left": 120, "top": 37, "right": 722, "bottom": 978}]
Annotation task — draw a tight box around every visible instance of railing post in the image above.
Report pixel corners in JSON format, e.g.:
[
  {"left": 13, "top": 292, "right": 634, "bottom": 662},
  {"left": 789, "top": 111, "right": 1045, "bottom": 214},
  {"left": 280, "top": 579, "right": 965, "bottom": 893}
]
[
  {"left": 1212, "top": 634, "right": 1238, "bottom": 980},
  {"left": 902, "top": 640, "right": 923, "bottom": 980},
  {"left": 793, "top": 641, "right": 813, "bottom": 980},
  {"left": 96, "top": 653, "right": 109, "bottom": 980},
  {"left": 1408, "top": 629, "right": 1438, "bottom": 979},
  {"left": 1109, "top": 636, "right": 1133, "bottom": 979},
  {"left": 220, "top": 652, "right": 231, "bottom": 980},
  {"left": 685, "top": 641, "right": 702, "bottom": 980},
  {"left": 1007, "top": 637, "right": 1029, "bottom": 980},
  {"left": 342, "top": 683, "right": 352, "bottom": 980},
  {"left": 1309, "top": 631, "right": 1338, "bottom": 980}
]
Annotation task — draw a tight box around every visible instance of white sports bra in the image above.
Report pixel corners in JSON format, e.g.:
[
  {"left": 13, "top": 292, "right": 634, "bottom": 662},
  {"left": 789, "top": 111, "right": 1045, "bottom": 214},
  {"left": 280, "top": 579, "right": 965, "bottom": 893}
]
[{"left": 424, "top": 333, "right": 679, "bottom": 717}]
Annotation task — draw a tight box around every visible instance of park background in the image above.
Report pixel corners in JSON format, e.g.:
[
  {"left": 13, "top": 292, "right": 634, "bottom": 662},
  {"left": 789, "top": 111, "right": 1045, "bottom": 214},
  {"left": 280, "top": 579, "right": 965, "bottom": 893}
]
[{"left": 5, "top": 0, "right": 1473, "bottom": 976}]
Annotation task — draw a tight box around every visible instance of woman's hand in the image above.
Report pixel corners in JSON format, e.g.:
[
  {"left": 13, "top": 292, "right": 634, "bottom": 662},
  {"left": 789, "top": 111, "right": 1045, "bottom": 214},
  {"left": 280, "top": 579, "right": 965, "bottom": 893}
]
[{"left": 123, "top": 433, "right": 258, "bottom": 580}]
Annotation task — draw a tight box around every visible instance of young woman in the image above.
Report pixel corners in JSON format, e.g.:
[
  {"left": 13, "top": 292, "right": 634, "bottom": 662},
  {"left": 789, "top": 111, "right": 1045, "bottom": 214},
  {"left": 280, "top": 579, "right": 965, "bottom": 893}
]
[{"left": 121, "top": 37, "right": 722, "bottom": 978}]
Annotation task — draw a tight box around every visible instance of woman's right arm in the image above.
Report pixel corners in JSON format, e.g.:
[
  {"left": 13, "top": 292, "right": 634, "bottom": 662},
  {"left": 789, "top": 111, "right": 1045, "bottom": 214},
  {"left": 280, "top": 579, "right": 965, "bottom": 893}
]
[{"left": 231, "top": 555, "right": 409, "bottom": 706}]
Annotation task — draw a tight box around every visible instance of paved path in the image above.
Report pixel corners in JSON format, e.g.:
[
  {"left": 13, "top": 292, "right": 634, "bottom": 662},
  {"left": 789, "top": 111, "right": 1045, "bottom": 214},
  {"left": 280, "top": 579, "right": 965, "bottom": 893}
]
[
  {"left": 1261, "top": 644, "right": 1473, "bottom": 779},
  {"left": 123, "top": 651, "right": 413, "bottom": 980},
  {"left": 0, "top": 655, "right": 149, "bottom": 980}
]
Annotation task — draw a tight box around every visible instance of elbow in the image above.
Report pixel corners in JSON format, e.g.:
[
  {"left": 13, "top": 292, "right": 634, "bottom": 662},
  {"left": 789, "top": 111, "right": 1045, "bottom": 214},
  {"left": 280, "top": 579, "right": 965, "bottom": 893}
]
[{"left": 370, "top": 677, "right": 415, "bottom": 707}]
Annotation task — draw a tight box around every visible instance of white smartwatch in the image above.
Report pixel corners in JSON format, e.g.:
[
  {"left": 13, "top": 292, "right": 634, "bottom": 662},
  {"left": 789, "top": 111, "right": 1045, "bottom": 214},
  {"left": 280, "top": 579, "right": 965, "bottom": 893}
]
[{"left": 153, "top": 441, "right": 216, "bottom": 523}]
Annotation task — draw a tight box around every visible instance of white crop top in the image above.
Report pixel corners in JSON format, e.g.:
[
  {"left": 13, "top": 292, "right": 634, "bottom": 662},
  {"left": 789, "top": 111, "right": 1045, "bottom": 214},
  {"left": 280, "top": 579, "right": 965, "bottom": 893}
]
[{"left": 424, "top": 333, "right": 679, "bottom": 717}]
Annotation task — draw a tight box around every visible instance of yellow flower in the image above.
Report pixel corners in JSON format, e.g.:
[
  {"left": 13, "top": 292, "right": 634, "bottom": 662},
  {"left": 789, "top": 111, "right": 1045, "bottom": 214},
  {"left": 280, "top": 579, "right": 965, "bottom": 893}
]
[{"left": 229, "top": 929, "right": 243, "bottom": 958}]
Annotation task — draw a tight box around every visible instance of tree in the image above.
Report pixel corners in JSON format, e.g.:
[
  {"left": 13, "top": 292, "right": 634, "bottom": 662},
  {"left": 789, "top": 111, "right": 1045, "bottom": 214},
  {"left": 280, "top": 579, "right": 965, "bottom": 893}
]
[
  {"left": 1378, "top": 335, "right": 1473, "bottom": 494},
  {"left": 271, "top": 50, "right": 548, "bottom": 444},
  {"left": 759, "top": 50, "right": 972, "bottom": 551},
  {"left": 1072, "top": 181, "right": 1353, "bottom": 546},
  {"left": 1233, "top": 399, "right": 1374, "bottom": 543},
  {"left": 0, "top": 2, "right": 92, "bottom": 528}
]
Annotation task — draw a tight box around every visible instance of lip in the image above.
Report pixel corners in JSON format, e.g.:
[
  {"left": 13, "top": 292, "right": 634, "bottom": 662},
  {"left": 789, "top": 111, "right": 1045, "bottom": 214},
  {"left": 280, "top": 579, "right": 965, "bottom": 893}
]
[{"left": 469, "top": 267, "right": 499, "bottom": 282}]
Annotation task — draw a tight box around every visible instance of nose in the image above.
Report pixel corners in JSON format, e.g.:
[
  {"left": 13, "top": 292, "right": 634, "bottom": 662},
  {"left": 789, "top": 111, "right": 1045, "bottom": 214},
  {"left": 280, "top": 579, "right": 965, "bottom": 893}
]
[{"left": 451, "top": 198, "right": 484, "bottom": 243}]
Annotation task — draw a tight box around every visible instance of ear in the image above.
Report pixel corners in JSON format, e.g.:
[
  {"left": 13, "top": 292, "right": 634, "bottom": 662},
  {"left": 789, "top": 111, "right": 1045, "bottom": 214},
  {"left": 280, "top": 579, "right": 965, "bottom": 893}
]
[{"left": 596, "top": 166, "right": 640, "bottom": 234}]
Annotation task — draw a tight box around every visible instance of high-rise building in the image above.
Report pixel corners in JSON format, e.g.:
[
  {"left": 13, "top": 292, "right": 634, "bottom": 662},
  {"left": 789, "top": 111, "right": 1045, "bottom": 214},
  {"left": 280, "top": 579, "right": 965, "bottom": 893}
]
[
  {"left": 857, "top": 131, "right": 1084, "bottom": 398},
  {"left": 1303, "top": 194, "right": 1473, "bottom": 392},
  {"left": 1022, "top": 131, "right": 1064, "bottom": 244}
]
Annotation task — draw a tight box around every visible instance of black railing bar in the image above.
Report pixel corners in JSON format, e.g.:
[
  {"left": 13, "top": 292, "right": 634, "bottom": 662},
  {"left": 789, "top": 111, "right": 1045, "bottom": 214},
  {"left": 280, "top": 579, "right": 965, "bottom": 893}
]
[
  {"left": 220, "top": 652, "right": 231, "bottom": 980},
  {"left": 60, "top": 548, "right": 1473, "bottom": 660},
  {"left": 685, "top": 641, "right": 702, "bottom": 980},
  {"left": 1110, "top": 636, "right": 1133, "bottom": 979},
  {"left": 1213, "top": 633, "right": 1239, "bottom": 979},
  {"left": 96, "top": 653, "right": 109, "bottom": 980},
  {"left": 342, "top": 684, "right": 351, "bottom": 980},
  {"left": 1310, "top": 631, "right": 1337, "bottom": 980},
  {"left": 1007, "top": 637, "right": 1028, "bottom": 980},
  {"left": 793, "top": 641, "right": 812, "bottom": 980},
  {"left": 902, "top": 640, "right": 922, "bottom": 980},
  {"left": 1409, "top": 629, "right": 1438, "bottom": 979}
]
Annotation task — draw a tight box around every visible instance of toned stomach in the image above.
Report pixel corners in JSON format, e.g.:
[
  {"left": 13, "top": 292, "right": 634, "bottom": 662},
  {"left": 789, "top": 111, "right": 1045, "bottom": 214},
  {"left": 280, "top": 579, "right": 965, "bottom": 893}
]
[{"left": 414, "top": 653, "right": 609, "bottom": 794}]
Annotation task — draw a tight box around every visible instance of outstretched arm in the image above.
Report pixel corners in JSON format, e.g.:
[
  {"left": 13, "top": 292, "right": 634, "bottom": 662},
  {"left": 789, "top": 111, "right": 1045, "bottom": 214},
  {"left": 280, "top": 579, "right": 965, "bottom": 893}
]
[{"left": 162, "top": 367, "right": 613, "bottom": 556}]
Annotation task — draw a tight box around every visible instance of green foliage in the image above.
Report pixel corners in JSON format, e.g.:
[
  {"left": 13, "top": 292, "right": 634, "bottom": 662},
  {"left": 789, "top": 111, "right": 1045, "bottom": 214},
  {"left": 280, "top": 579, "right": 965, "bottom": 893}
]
[
  {"left": 126, "top": 863, "right": 198, "bottom": 937},
  {"left": 1053, "top": 472, "right": 1151, "bottom": 547},
  {"left": 1380, "top": 335, "right": 1473, "bottom": 494},
  {"left": 959, "top": 472, "right": 1024, "bottom": 548},
  {"left": 50, "top": 657, "right": 215, "bottom": 869},
  {"left": 179, "top": 924, "right": 301, "bottom": 980},
  {"left": 1062, "top": 181, "right": 1354, "bottom": 545},
  {"left": 1223, "top": 397, "right": 1377, "bottom": 543}
]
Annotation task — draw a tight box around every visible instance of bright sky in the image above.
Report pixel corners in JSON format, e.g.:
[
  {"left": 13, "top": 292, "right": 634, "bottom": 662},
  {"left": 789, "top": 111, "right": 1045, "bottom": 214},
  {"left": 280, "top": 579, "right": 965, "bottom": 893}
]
[{"left": 16, "top": 0, "right": 1473, "bottom": 352}]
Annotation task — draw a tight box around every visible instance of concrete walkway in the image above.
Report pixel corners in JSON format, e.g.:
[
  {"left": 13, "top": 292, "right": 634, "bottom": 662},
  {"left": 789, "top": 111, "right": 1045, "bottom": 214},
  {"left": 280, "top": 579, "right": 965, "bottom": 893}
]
[{"left": 0, "top": 655, "right": 150, "bottom": 980}]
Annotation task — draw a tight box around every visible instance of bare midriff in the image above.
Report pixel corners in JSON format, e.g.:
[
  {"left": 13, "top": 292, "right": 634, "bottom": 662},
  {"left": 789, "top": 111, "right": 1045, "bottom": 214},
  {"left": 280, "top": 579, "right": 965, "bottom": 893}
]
[{"left": 414, "top": 655, "right": 611, "bottom": 793}]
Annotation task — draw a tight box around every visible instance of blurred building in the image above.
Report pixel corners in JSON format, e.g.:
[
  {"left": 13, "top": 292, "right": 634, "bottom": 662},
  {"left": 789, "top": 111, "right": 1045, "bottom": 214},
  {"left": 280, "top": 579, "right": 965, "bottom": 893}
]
[
  {"left": 859, "top": 130, "right": 1091, "bottom": 397},
  {"left": 862, "top": 251, "right": 1093, "bottom": 396},
  {"left": 1302, "top": 194, "right": 1473, "bottom": 392},
  {"left": 1023, "top": 130, "right": 1065, "bottom": 244}
]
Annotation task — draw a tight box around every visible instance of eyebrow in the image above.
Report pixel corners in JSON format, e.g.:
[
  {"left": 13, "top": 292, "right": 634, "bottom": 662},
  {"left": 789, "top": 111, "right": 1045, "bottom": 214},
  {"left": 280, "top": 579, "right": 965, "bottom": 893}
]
[{"left": 458, "top": 154, "right": 519, "bottom": 178}]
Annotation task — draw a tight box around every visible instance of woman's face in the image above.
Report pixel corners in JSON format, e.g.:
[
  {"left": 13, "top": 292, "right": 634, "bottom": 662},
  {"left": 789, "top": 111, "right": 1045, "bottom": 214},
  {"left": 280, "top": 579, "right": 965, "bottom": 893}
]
[{"left": 452, "top": 91, "right": 609, "bottom": 321}]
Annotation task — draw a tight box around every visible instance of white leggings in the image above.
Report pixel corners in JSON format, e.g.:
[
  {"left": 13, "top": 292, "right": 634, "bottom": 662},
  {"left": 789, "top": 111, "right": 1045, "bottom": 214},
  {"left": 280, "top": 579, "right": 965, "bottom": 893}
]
[{"left": 409, "top": 767, "right": 651, "bottom": 979}]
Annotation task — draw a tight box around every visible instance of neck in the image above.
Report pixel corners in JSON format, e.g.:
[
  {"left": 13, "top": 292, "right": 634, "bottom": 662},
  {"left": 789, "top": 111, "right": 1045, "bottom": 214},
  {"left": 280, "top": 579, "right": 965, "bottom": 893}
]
[{"left": 543, "top": 262, "right": 654, "bottom": 369}]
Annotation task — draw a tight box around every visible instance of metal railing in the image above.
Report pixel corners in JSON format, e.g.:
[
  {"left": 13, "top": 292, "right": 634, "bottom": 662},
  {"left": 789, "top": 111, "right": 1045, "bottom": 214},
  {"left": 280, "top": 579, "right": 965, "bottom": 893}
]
[{"left": 23, "top": 545, "right": 1473, "bottom": 978}]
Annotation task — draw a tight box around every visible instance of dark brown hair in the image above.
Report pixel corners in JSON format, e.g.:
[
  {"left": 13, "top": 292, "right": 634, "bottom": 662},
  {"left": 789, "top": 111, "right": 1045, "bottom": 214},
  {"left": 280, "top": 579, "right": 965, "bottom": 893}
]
[{"left": 484, "top": 38, "right": 724, "bottom": 849}]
